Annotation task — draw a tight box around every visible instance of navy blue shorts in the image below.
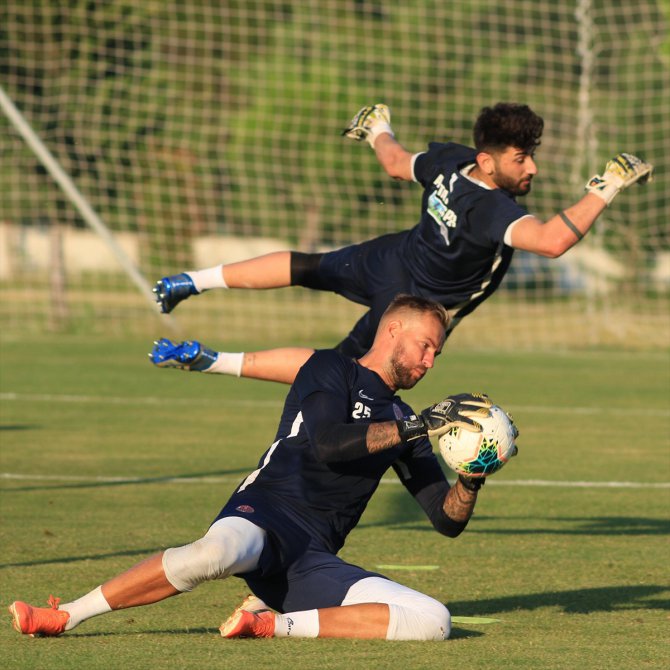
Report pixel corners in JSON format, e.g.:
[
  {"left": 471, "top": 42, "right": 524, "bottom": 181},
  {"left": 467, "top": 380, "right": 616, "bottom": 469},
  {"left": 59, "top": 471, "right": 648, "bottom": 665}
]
[
  {"left": 213, "top": 492, "right": 384, "bottom": 613},
  {"left": 316, "top": 232, "right": 414, "bottom": 307},
  {"left": 314, "top": 232, "right": 417, "bottom": 356}
]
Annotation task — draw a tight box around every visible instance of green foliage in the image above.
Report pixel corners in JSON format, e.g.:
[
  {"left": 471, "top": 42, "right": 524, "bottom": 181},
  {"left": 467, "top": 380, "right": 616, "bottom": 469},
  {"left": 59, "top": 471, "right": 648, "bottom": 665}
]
[{"left": 2, "top": 1, "right": 667, "bottom": 261}]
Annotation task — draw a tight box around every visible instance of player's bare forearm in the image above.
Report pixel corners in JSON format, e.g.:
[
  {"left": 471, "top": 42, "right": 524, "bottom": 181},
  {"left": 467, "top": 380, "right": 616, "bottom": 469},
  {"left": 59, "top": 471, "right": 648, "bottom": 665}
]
[
  {"left": 546, "top": 193, "right": 607, "bottom": 255},
  {"left": 510, "top": 193, "right": 606, "bottom": 258},
  {"left": 366, "top": 421, "right": 404, "bottom": 453},
  {"left": 373, "top": 134, "right": 414, "bottom": 181},
  {"left": 442, "top": 479, "right": 478, "bottom": 523}
]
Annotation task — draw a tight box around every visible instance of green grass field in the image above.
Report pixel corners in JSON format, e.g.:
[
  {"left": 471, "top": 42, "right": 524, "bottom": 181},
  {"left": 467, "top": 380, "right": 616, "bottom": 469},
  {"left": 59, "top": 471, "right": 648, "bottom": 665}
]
[{"left": 1, "top": 337, "right": 669, "bottom": 669}]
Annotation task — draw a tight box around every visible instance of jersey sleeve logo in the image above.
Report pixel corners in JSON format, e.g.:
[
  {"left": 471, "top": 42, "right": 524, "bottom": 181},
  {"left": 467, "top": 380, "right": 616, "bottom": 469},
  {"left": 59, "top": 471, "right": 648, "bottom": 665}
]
[{"left": 427, "top": 173, "right": 459, "bottom": 245}]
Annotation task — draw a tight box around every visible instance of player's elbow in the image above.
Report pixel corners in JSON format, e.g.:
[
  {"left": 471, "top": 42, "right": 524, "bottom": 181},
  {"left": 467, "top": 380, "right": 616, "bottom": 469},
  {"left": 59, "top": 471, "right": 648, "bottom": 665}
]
[
  {"left": 438, "top": 524, "right": 466, "bottom": 539},
  {"left": 377, "top": 144, "right": 413, "bottom": 181},
  {"left": 384, "top": 160, "right": 410, "bottom": 181},
  {"left": 540, "top": 245, "right": 567, "bottom": 259},
  {"left": 433, "top": 515, "right": 468, "bottom": 538},
  {"left": 311, "top": 433, "right": 337, "bottom": 463},
  {"left": 529, "top": 236, "right": 573, "bottom": 259}
]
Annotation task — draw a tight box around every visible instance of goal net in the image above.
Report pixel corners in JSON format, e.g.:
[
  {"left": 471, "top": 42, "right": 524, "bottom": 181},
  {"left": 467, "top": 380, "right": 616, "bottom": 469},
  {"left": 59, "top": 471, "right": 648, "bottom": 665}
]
[{"left": 1, "top": 0, "right": 668, "bottom": 351}]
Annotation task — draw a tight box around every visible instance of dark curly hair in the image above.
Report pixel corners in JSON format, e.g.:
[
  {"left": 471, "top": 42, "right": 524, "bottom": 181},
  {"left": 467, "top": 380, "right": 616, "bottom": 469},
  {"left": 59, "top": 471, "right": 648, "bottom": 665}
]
[{"left": 473, "top": 103, "right": 544, "bottom": 154}]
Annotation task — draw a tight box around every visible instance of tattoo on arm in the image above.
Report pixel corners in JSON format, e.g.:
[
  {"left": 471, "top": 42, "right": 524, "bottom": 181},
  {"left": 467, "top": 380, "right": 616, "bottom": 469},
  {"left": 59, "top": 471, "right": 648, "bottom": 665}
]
[
  {"left": 443, "top": 479, "right": 478, "bottom": 523},
  {"left": 366, "top": 422, "right": 402, "bottom": 454}
]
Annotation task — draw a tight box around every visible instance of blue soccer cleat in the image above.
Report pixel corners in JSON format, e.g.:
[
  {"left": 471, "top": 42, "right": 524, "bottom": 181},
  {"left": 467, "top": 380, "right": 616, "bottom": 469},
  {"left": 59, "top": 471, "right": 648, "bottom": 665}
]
[
  {"left": 153, "top": 273, "right": 199, "bottom": 314},
  {"left": 149, "top": 338, "right": 218, "bottom": 371}
]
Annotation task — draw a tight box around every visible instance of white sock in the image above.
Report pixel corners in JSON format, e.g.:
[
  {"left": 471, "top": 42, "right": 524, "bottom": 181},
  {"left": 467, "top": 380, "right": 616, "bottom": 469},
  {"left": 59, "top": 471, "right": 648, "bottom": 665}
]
[
  {"left": 274, "top": 609, "right": 320, "bottom": 638},
  {"left": 206, "top": 352, "right": 244, "bottom": 376},
  {"left": 187, "top": 265, "right": 228, "bottom": 292},
  {"left": 61, "top": 585, "right": 112, "bottom": 630}
]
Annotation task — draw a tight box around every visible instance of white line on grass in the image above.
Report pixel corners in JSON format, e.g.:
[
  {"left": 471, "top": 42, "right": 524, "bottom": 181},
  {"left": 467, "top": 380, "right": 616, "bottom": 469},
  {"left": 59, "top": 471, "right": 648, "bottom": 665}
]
[
  {"left": 1, "top": 472, "right": 668, "bottom": 489},
  {"left": 0, "top": 391, "right": 282, "bottom": 408},
  {"left": 2, "top": 391, "right": 669, "bottom": 417}
]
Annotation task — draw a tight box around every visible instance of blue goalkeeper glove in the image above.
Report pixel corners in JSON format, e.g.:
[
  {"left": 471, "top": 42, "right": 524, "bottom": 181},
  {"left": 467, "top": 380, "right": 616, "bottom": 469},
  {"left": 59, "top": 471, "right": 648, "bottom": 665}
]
[
  {"left": 149, "top": 338, "right": 218, "bottom": 372},
  {"left": 153, "top": 273, "right": 199, "bottom": 314}
]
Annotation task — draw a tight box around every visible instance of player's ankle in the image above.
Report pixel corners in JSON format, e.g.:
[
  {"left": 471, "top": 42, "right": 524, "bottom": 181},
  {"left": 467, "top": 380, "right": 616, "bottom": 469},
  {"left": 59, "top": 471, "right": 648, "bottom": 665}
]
[{"left": 187, "top": 265, "right": 228, "bottom": 292}]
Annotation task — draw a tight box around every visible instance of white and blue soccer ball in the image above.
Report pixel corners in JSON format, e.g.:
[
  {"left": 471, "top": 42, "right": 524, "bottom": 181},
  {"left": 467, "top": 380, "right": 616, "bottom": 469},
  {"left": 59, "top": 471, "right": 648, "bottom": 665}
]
[{"left": 438, "top": 404, "right": 518, "bottom": 478}]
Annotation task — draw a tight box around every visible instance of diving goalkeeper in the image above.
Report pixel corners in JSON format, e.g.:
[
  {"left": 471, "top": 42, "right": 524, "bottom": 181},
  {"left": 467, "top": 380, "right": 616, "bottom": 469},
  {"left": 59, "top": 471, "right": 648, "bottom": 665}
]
[{"left": 153, "top": 103, "right": 653, "bottom": 383}]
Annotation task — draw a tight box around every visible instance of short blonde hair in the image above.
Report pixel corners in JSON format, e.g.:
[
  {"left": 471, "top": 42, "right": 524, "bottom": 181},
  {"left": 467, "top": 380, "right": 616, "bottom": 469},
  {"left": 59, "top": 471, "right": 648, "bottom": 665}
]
[{"left": 382, "top": 294, "right": 449, "bottom": 331}]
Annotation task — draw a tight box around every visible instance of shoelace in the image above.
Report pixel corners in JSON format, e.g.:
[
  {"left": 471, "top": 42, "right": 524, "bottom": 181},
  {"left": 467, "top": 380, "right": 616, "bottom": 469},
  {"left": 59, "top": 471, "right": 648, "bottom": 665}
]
[{"left": 47, "top": 595, "right": 61, "bottom": 610}]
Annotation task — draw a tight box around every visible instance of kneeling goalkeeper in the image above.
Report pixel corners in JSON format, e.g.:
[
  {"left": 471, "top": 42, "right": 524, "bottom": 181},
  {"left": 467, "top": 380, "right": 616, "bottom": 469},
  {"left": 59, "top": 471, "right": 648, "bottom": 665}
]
[{"left": 10, "top": 296, "right": 515, "bottom": 641}]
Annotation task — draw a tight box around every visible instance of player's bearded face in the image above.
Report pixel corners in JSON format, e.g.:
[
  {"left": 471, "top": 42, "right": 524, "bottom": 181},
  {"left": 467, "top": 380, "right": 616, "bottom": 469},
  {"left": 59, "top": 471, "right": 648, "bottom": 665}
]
[
  {"left": 389, "top": 341, "right": 427, "bottom": 390},
  {"left": 492, "top": 148, "right": 537, "bottom": 196}
]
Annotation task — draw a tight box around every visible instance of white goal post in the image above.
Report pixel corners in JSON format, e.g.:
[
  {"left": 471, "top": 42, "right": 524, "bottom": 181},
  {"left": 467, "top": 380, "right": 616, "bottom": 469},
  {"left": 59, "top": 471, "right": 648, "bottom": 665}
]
[
  {"left": 0, "top": 84, "right": 176, "bottom": 325},
  {"left": 1, "top": 1, "right": 668, "bottom": 349}
]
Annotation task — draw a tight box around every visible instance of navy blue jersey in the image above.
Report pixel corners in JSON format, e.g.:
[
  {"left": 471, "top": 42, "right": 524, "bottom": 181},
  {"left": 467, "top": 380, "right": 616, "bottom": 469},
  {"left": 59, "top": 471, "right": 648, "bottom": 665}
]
[
  {"left": 227, "top": 349, "right": 452, "bottom": 555},
  {"left": 402, "top": 142, "right": 529, "bottom": 320}
]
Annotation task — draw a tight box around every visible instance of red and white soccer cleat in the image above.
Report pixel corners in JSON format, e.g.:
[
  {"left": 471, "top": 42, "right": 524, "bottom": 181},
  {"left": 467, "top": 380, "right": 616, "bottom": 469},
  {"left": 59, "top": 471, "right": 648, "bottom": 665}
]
[
  {"left": 8, "top": 595, "right": 70, "bottom": 637},
  {"left": 235, "top": 593, "right": 271, "bottom": 614},
  {"left": 220, "top": 608, "right": 275, "bottom": 638}
]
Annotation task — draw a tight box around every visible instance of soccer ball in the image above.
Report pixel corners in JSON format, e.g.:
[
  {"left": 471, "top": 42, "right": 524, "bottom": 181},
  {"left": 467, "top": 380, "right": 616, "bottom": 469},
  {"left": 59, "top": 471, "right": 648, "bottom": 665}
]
[{"left": 438, "top": 404, "right": 518, "bottom": 478}]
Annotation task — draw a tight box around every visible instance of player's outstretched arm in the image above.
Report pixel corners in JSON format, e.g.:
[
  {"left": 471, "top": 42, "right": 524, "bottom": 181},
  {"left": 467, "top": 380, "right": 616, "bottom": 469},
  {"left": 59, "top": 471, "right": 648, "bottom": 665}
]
[
  {"left": 510, "top": 153, "right": 653, "bottom": 258},
  {"left": 342, "top": 104, "right": 414, "bottom": 181}
]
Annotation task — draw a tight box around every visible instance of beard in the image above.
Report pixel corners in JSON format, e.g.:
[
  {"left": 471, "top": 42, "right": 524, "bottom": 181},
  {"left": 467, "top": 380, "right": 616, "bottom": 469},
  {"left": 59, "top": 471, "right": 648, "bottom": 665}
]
[
  {"left": 495, "top": 172, "right": 533, "bottom": 196},
  {"left": 389, "top": 343, "right": 426, "bottom": 390}
]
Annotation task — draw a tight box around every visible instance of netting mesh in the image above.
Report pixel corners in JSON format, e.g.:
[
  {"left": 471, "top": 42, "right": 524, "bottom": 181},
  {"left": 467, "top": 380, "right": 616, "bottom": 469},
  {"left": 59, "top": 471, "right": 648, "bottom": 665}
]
[{"left": 1, "top": 0, "right": 668, "bottom": 349}]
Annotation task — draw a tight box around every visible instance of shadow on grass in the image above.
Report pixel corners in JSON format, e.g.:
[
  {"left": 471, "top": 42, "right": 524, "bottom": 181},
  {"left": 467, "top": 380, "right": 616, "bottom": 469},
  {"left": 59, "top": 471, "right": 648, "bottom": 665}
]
[
  {"left": 445, "top": 627, "right": 484, "bottom": 640},
  {"left": 469, "top": 515, "right": 670, "bottom": 536},
  {"left": 363, "top": 516, "right": 670, "bottom": 536},
  {"left": 0, "top": 467, "right": 252, "bottom": 493},
  {"left": 448, "top": 584, "right": 670, "bottom": 616},
  {"left": 0, "top": 424, "right": 42, "bottom": 431},
  {"left": 59, "top": 625, "right": 484, "bottom": 640},
  {"left": 68, "top": 627, "right": 221, "bottom": 638},
  {"left": 0, "top": 547, "right": 163, "bottom": 570}
]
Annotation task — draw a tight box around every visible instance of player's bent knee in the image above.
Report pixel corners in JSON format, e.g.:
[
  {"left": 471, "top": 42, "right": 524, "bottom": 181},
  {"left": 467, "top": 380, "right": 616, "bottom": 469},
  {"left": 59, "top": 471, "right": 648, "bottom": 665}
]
[
  {"left": 342, "top": 577, "right": 450, "bottom": 641},
  {"left": 162, "top": 517, "right": 265, "bottom": 592},
  {"left": 387, "top": 601, "right": 451, "bottom": 641},
  {"left": 162, "top": 538, "right": 229, "bottom": 592}
]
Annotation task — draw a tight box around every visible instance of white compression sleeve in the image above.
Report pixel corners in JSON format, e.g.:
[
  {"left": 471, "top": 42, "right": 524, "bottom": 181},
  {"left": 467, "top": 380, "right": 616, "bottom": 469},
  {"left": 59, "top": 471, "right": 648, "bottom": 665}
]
[
  {"left": 341, "top": 576, "right": 450, "bottom": 641},
  {"left": 162, "top": 517, "right": 265, "bottom": 592}
]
